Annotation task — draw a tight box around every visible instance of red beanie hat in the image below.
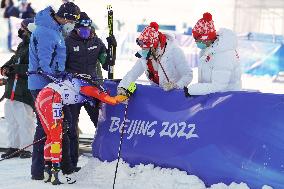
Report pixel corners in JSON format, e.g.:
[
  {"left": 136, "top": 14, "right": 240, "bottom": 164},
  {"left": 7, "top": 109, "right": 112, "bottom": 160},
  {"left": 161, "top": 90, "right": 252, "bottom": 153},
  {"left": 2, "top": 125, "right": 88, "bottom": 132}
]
[
  {"left": 192, "top": 12, "right": 217, "bottom": 41},
  {"left": 137, "top": 22, "right": 161, "bottom": 48}
]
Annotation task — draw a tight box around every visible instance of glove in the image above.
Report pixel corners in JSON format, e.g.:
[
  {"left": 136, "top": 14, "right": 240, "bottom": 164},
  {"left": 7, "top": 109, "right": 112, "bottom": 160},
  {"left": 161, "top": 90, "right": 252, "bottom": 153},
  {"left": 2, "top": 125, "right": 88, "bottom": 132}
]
[
  {"left": 114, "top": 95, "right": 128, "bottom": 104},
  {"left": 106, "top": 35, "right": 117, "bottom": 47},
  {"left": 184, "top": 86, "right": 191, "bottom": 98},
  {"left": 0, "top": 66, "right": 14, "bottom": 77},
  {"left": 103, "top": 52, "right": 110, "bottom": 71},
  {"left": 117, "top": 87, "right": 129, "bottom": 104},
  {"left": 163, "top": 81, "right": 178, "bottom": 91}
]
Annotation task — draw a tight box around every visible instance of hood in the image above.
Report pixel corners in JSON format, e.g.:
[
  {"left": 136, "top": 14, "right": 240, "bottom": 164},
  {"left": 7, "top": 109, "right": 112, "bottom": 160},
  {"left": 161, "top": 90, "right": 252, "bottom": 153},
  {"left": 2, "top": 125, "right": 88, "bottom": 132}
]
[
  {"left": 212, "top": 28, "right": 237, "bottom": 53},
  {"left": 163, "top": 32, "right": 176, "bottom": 42},
  {"left": 35, "top": 6, "right": 61, "bottom": 31}
]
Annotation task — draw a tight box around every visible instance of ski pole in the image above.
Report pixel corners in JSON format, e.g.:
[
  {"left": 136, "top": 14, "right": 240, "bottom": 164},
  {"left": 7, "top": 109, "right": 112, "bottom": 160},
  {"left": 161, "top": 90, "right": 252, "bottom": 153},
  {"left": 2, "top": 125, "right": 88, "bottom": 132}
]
[
  {"left": 0, "top": 94, "right": 4, "bottom": 103},
  {"left": 112, "top": 82, "right": 136, "bottom": 189},
  {"left": 157, "top": 59, "right": 170, "bottom": 82},
  {"left": 0, "top": 127, "right": 70, "bottom": 162},
  {"left": 0, "top": 136, "right": 46, "bottom": 162},
  {"left": 112, "top": 102, "right": 129, "bottom": 189}
]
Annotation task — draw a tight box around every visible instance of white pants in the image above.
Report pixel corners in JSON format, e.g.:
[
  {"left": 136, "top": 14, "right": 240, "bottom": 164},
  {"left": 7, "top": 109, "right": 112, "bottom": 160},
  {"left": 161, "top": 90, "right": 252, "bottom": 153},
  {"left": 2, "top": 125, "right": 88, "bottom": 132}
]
[{"left": 4, "top": 99, "right": 36, "bottom": 151}]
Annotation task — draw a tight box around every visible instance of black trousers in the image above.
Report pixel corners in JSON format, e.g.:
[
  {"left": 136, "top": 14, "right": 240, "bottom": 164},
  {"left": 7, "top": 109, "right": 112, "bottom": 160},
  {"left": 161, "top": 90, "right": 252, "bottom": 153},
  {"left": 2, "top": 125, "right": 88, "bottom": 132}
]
[{"left": 67, "top": 102, "right": 99, "bottom": 167}]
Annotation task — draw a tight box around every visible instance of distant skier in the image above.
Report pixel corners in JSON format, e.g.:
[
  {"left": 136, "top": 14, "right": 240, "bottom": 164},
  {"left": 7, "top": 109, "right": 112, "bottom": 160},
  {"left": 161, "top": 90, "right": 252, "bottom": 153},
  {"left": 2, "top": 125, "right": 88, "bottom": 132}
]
[
  {"left": 34, "top": 73, "right": 128, "bottom": 185},
  {"left": 0, "top": 18, "right": 36, "bottom": 159},
  {"left": 185, "top": 12, "right": 241, "bottom": 96},
  {"left": 117, "top": 22, "right": 193, "bottom": 99}
]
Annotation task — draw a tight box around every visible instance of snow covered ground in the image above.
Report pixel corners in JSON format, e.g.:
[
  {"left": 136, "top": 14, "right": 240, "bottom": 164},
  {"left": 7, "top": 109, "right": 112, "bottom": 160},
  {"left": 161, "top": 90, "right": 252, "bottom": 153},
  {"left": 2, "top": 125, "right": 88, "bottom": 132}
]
[{"left": 0, "top": 153, "right": 273, "bottom": 189}]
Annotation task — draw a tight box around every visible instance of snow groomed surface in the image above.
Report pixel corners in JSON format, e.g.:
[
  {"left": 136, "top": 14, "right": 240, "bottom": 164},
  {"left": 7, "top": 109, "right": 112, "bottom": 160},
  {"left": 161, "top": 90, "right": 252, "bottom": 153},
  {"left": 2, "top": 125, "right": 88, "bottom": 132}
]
[{"left": 93, "top": 81, "right": 284, "bottom": 189}]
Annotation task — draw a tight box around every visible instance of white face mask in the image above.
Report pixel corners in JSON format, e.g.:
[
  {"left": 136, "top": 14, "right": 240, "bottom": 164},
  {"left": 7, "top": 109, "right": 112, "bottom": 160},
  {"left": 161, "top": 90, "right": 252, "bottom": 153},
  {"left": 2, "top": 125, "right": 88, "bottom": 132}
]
[{"left": 62, "top": 23, "right": 75, "bottom": 34}]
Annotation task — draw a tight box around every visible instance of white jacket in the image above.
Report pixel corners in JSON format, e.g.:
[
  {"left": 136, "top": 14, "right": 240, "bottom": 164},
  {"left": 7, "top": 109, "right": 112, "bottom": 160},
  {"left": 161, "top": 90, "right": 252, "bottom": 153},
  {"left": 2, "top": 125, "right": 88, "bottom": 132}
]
[
  {"left": 188, "top": 28, "right": 242, "bottom": 95},
  {"left": 118, "top": 34, "right": 193, "bottom": 90}
]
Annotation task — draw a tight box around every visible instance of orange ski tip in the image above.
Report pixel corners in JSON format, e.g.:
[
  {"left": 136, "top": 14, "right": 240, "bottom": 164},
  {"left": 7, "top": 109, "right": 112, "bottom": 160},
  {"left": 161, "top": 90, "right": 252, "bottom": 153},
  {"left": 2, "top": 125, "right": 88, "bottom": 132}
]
[
  {"left": 114, "top": 95, "right": 128, "bottom": 102},
  {"left": 104, "top": 96, "right": 118, "bottom": 105}
]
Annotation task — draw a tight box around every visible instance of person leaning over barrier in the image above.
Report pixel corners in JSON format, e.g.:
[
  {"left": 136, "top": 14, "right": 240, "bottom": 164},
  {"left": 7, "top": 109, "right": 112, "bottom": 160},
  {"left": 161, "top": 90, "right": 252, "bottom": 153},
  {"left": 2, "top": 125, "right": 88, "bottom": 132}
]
[
  {"left": 117, "top": 22, "right": 193, "bottom": 99},
  {"left": 28, "top": 2, "right": 80, "bottom": 180},
  {"left": 0, "top": 18, "right": 36, "bottom": 159},
  {"left": 33, "top": 72, "right": 129, "bottom": 185},
  {"left": 64, "top": 11, "right": 116, "bottom": 168},
  {"left": 185, "top": 12, "right": 241, "bottom": 96}
]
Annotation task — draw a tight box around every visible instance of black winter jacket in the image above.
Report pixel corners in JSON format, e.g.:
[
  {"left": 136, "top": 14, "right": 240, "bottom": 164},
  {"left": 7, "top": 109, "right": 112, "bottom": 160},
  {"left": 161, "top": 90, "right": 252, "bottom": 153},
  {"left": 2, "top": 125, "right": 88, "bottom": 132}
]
[
  {"left": 65, "top": 30, "right": 107, "bottom": 78},
  {"left": 1, "top": 37, "right": 34, "bottom": 108}
]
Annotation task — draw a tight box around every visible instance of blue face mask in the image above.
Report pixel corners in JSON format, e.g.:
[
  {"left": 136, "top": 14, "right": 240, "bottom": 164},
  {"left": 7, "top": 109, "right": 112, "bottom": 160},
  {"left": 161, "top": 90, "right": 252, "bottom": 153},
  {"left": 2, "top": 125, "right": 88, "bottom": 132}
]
[
  {"left": 138, "top": 49, "right": 150, "bottom": 59},
  {"left": 196, "top": 42, "right": 207, "bottom": 49},
  {"left": 78, "top": 27, "right": 91, "bottom": 39}
]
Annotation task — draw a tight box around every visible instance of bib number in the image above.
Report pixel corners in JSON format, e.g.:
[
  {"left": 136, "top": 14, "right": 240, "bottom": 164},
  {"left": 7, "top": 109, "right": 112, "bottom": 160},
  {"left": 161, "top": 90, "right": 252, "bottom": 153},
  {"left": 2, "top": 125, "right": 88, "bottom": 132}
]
[{"left": 52, "top": 103, "right": 63, "bottom": 119}]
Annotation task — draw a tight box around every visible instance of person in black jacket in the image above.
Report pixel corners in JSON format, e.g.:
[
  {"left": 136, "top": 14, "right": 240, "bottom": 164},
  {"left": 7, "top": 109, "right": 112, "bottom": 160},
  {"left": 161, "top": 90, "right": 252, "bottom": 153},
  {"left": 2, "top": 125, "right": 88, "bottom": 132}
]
[
  {"left": 65, "top": 11, "right": 116, "bottom": 167},
  {"left": 18, "top": 0, "right": 36, "bottom": 19},
  {"left": 2, "top": 0, "right": 19, "bottom": 18},
  {"left": 2, "top": 0, "right": 20, "bottom": 52},
  {"left": 0, "top": 18, "right": 35, "bottom": 159}
]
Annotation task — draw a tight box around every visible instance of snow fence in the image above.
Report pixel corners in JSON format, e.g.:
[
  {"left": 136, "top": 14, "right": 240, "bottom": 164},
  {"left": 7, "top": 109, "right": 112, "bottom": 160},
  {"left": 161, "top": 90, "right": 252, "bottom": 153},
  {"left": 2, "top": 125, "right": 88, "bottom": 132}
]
[{"left": 93, "top": 81, "right": 284, "bottom": 189}]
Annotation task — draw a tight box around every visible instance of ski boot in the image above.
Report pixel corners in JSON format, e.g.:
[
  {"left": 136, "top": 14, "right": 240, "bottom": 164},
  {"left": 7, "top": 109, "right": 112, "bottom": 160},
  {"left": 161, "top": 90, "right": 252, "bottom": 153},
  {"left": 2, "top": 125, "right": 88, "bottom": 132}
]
[
  {"left": 43, "top": 164, "right": 52, "bottom": 183},
  {"left": 51, "top": 167, "right": 63, "bottom": 185}
]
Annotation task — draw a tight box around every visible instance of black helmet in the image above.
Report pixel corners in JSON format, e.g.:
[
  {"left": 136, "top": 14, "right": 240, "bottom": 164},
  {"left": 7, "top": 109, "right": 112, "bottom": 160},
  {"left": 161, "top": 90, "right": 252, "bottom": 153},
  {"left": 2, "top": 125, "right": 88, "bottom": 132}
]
[
  {"left": 75, "top": 12, "right": 92, "bottom": 28},
  {"left": 56, "top": 2, "right": 80, "bottom": 21}
]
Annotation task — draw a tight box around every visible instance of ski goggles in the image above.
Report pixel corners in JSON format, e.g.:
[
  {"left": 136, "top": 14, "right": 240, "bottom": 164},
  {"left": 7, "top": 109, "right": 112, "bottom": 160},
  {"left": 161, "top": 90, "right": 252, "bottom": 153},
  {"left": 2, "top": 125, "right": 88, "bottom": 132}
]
[
  {"left": 63, "top": 12, "right": 80, "bottom": 21},
  {"left": 77, "top": 19, "right": 92, "bottom": 27}
]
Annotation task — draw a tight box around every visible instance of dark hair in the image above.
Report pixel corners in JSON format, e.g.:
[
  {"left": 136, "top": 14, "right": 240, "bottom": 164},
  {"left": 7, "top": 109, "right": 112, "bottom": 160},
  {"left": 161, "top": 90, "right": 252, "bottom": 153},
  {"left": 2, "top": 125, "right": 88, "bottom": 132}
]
[
  {"left": 1, "top": 0, "right": 6, "bottom": 8},
  {"left": 1, "top": 0, "right": 14, "bottom": 8}
]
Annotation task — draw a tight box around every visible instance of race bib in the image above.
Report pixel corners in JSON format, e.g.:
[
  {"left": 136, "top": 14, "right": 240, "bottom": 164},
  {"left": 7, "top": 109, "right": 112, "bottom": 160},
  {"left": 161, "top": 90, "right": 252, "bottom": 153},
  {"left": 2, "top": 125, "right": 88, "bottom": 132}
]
[{"left": 52, "top": 103, "right": 63, "bottom": 119}]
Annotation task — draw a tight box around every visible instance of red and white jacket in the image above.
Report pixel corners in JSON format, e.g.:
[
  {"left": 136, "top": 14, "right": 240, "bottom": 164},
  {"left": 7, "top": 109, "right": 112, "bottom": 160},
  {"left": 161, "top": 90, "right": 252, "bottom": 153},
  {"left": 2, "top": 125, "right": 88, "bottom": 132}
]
[
  {"left": 118, "top": 33, "right": 193, "bottom": 90},
  {"left": 187, "top": 28, "right": 242, "bottom": 95}
]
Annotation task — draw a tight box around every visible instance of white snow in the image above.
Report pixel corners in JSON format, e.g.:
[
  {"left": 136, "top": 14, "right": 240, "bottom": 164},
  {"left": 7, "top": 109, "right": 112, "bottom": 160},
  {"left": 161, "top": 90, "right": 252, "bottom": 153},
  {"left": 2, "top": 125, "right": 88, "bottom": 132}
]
[{"left": 0, "top": 154, "right": 271, "bottom": 189}]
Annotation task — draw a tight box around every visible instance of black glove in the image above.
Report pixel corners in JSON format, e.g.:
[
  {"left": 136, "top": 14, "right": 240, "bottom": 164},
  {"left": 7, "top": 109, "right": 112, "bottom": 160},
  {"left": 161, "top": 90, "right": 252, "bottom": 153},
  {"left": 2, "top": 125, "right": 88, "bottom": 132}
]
[
  {"left": 102, "top": 52, "right": 110, "bottom": 71},
  {"left": 184, "top": 86, "right": 191, "bottom": 98},
  {"left": 0, "top": 65, "right": 14, "bottom": 77},
  {"left": 106, "top": 35, "right": 117, "bottom": 47}
]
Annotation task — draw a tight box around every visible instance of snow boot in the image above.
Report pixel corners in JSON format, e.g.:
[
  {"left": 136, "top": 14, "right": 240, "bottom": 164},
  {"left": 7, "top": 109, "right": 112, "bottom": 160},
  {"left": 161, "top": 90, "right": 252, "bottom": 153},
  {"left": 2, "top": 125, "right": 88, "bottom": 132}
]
[
  {"left": 44, "top": 165, "right": 52, "bottom": 183},
  {"left": 64, "top": 171, "right": 77, "bottom": 184},
  {"left": 51, "top": 167, "right": 63, "bottom": 185},
  {"left": 1, "top": 148, "right": 20, "bottom": 159}
]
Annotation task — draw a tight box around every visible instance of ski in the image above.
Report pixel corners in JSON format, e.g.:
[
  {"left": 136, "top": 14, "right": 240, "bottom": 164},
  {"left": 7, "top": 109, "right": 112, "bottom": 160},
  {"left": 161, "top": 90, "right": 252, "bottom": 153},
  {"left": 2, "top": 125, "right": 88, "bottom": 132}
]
[{"left": 107, "top": 5, "right": 116, "bottom": 79}]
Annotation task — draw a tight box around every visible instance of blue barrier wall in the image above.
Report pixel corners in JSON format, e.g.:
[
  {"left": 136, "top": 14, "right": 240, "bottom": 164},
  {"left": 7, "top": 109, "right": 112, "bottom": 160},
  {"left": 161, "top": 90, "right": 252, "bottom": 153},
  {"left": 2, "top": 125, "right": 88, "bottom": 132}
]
[{"left": 94, "top": 82, "right": 284, "bottom": 188}]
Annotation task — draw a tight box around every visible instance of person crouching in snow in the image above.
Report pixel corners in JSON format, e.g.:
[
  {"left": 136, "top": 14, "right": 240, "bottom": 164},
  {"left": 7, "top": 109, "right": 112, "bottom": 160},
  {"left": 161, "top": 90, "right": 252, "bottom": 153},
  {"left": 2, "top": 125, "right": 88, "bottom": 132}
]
[
  {"left": 186, "top": 13, "right": 241, "bottom": 96},
  {"left": 33, "top": 73, "right": 128, "bottom": 185},
  {"left": 0, "top": 18, "right": 36, "bottom": 159},
  {"left": 117, "top": 22, "right": 193, "bottom": 97}
]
